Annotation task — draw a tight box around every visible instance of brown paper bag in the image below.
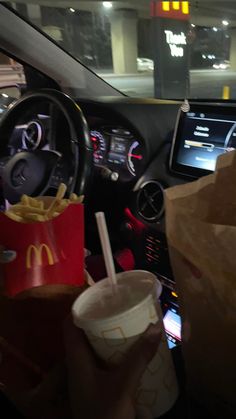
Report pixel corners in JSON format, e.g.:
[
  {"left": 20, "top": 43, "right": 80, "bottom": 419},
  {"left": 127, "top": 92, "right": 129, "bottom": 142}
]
[{"left": 165, "top": 151, "right": 236, "bottom": 418}]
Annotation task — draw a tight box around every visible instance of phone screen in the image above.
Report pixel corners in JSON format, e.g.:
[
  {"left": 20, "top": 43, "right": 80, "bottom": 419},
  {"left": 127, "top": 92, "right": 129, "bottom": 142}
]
[{"left": 163, "top": 309, "right": 181, "bottom": 349}]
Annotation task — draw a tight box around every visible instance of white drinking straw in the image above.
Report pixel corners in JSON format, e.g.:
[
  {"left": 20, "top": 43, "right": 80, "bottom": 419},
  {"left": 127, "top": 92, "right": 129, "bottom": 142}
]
[{"left": 95, "top": 212, "right": 117, "bottom": 286}]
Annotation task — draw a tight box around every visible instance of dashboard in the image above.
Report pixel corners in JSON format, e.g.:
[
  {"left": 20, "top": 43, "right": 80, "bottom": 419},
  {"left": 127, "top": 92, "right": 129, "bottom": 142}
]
[
  {"left": 9, "top": 116, "right": 146, "bottom": 183},
  {"left": 78, "top": 98, "right": 236, "bottom": 332},
  {"left": 8, "top": 98, "right": 236, "bottom": 203}
]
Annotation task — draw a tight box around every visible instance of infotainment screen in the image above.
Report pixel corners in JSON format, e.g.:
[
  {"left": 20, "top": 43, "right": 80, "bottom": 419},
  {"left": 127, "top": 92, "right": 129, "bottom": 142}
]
[{"left": 170, "top": 105, "right": 236, "bottom": 177}]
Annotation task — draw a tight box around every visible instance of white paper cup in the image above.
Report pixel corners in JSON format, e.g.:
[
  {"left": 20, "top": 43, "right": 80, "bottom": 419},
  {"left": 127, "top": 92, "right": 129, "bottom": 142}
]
[{"left": 72, "top": 270, "right": 178, "bottom": 418}]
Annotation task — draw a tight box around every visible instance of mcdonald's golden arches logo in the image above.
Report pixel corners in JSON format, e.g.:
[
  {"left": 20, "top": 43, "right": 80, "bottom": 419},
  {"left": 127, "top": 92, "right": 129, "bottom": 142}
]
[
  {"left": 151, "top": 1, "right": 189, "bottom": 20},
  {"left": 26, "top": 243, "right": 55, "bottom": 269},
  {"left": 162, "top": 1, "right": 189, "bottom": 14}
]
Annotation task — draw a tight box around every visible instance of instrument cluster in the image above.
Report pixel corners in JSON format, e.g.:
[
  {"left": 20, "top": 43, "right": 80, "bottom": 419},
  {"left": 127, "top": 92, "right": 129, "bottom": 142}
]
[{"left": 90, "top": 126, "right": 146, "bottom": 181}]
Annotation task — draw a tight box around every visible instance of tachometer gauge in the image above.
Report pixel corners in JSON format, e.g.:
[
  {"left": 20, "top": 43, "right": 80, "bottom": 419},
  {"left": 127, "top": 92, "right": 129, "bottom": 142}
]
[
  {"left": 90, "top": 130, "right": 106, "bottom": 165},
  {"left": 127, "top": 140, "right": 143, "bottom": 176}
]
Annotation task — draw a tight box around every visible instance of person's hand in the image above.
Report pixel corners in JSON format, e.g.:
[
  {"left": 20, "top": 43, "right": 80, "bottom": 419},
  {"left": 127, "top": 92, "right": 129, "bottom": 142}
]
[
  {"left": 64, "top": 318, "right": 162, "bottom": 419},
  {"left": 3, "top": 363, "right": 69, "bottom": 419}
]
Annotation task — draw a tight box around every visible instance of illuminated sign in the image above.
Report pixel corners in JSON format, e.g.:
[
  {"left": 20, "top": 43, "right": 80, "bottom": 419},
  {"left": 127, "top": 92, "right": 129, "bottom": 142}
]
[
  {"left": 26, "top": 243, "right": 54, "bottom": 269},
  {"left": 151, "top": 1, "right": 189, "bottom": 97},
  {"left": 151, "top": 1, "right": 189, "bottom": 21},
  {"left": 165, "top": 30, "right": 186, "bottom": 57}
]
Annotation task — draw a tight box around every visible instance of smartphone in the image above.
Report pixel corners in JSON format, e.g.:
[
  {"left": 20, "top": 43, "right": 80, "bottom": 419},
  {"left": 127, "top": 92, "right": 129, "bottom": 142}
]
[{"left": 163, "top": 308, "right": 181, "bottom": 349}]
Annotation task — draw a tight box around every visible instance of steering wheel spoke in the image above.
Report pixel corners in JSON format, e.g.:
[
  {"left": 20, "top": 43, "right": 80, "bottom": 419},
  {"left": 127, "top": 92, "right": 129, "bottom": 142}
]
[
  {"left": 0, "top": 156, "right": 10, "bottom": 171},
  {"left": 48, "top": 158, "right": 70, "bottom": 191},
  {"left": 0, "top": 156, "right": 11, "bottom": 183}
]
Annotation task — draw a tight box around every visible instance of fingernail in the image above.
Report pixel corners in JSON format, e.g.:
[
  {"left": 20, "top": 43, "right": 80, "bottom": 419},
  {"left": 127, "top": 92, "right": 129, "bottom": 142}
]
[{"left": 144, "top": 323, "right": 162, "bottom": 343}]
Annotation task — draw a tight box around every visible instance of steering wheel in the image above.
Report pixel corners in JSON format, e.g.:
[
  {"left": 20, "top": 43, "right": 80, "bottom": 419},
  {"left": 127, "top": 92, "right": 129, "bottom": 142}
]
[{"left": 0, "top": 89, "right": 93, "bottom": 204}]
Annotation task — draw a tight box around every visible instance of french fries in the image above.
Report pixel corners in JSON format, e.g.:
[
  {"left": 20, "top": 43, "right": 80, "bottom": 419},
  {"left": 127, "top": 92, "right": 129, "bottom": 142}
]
[{"left": 5, "top": 183, "right": 84, "bottom": 223}]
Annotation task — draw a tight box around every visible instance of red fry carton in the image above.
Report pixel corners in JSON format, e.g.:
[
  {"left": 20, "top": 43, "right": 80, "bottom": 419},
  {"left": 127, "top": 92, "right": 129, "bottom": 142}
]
[{"left": 0, "top": 202, "right": 85, "bottom": 296}]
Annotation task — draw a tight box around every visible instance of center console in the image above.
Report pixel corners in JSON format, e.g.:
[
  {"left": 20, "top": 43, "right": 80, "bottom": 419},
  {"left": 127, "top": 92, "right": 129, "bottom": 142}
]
[
  {"left": 142, "top": 231, "right": 181, "bottom": 348},
  {"left": 147, "top": 103, "right": 236, "bottom": 348}
]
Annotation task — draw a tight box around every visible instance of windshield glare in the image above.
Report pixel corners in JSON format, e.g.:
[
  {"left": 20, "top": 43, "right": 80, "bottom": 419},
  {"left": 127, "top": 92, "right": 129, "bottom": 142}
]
[{"left": 3, "top": 1, "right": 236, "bottom": 99}]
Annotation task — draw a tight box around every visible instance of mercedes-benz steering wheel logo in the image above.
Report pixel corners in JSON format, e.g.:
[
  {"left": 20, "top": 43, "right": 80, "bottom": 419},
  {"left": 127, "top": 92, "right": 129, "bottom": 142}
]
[
  {"left": 12, "top": 160, "right": 28, "bottom": 187},
  {"left": 22, "top": 121, "right": 42, "bottom": 150}
]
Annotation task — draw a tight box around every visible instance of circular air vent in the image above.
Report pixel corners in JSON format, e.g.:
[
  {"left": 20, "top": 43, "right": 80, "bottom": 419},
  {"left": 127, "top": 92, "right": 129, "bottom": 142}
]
[{"left": 137, "top": 181, "right": 164, "bottom": 222}]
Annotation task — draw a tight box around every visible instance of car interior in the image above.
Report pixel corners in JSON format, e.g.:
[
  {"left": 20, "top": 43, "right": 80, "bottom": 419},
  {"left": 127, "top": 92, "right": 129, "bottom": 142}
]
[{"left": 0, "top": 2, "right": 235, "bottom": 418}]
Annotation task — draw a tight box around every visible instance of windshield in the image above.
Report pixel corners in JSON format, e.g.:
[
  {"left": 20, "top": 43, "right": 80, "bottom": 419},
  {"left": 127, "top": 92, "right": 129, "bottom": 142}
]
[{"left": 4, "top": 1, "right": 236, "bottom": 100}]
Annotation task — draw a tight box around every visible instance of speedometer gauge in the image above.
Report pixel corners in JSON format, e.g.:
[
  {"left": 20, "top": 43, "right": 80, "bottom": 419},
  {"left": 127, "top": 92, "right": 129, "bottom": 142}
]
[
  {"left": 90, "top": 130, "right": 106, "bottom": 165},
  {"left": 127, "top": 141, "right": 143, "bottom": 176}
]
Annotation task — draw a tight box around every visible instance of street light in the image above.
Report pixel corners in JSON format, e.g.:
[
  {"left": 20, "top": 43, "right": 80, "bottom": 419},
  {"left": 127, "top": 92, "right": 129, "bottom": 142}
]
[
  {"left": 103, "top": 2, "right": 113, "bottom": 9},
  {"left": 213, "top": 27, "right": 218, "bottom": 32},
  {"left": 222, "top": 20, "right": 229, "bottom": 26}
]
